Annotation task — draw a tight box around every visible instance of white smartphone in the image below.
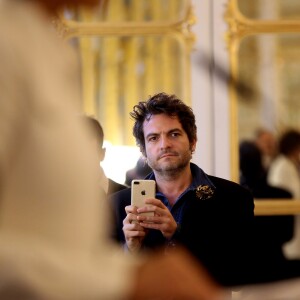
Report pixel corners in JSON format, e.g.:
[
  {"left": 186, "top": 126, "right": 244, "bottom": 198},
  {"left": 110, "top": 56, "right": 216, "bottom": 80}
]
[{"left": 131, "top": 179, "right": 155, "bottom": 217}]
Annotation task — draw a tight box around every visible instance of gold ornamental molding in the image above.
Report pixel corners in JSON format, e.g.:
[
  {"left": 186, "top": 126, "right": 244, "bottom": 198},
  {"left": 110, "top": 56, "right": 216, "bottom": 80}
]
[
  {"left": 254, "top": 200, "right": 300, "bottom": 216},
  {"left": 54, "top": 1, "right": 196, "bottom": 145},
  {"left": 57, "top": 3, "right": 196, "bottom": 45},
  {"left": 225, "top": 0, "right": 300, "bottom": 43}
]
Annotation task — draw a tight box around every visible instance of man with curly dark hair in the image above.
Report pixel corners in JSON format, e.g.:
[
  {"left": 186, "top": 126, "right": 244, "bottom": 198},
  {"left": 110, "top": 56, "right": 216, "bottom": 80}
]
[{"left": 111, "top": 92, "right": 259, "bottom": 287}]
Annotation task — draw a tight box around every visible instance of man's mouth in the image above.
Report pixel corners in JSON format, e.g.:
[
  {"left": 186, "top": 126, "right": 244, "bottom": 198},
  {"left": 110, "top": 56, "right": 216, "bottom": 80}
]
[{"left": 159, "top": 152, "right": 177, "bottom": 159}]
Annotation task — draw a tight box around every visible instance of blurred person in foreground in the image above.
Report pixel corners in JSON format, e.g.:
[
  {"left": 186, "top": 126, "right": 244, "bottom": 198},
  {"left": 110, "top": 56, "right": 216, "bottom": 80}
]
[
  {"left": 111, "top": 92, "right": 258, "bottom": 288},
  {"left": 0, "top": 0, "right": 224, "bottom": 299},
  {"left": 85, "top": 115, "right": 128, "bottom": 194}
]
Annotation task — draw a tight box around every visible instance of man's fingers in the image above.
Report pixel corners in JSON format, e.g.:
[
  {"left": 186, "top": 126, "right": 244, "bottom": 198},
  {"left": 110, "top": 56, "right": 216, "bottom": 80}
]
[
  {"left": 125, "top": 205, "right": 138, "bottom": 214},
  {"left": 144, "top": 198, "right": 166, "bottom": 208},
  {"left": 123, "top": 213, "right": 140, "bottom": 225},
  {"left": 137, "top": 205, "right": 164, "bottom": 216}
]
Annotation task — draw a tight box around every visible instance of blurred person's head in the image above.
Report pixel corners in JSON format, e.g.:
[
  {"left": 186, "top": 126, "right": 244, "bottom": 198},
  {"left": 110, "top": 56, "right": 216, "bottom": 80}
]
[
  {"left": 254, "top": 128, "right": 277, "bottom": 169},
  {"left": 255, "top": 128, "right": 277, "bottom": 158},
  {"left": 84, "top": 116, "right": 105, "bottom": 162},
  {"left": 130, "top": 92, "right": 197, "bottom": 157},
  {"left": 239, "top": 140, "right": 266, "bottom": 188},
  {"left": 278, "top": 129, "right": 300, "bottom": 163}
]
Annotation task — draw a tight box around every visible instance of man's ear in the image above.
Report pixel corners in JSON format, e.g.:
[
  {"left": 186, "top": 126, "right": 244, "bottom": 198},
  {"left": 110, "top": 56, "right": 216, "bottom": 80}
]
[
  {"left": 190, "top": 140, "right": 197, "bottom": 153},
  {"left": 99, "top": 147, "right": 106, "bottom": 162}
]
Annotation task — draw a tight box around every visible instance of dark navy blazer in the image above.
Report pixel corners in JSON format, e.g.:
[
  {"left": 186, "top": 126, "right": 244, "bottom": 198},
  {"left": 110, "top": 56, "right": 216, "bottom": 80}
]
[{"left": 110, "top": 174, "right": 258, "bottom": 287}]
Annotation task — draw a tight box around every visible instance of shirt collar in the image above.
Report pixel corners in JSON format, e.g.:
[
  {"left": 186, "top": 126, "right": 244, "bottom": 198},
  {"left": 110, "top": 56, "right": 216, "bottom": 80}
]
[{"left": 145, "top": 162, "right": 216, "bottom": 192}]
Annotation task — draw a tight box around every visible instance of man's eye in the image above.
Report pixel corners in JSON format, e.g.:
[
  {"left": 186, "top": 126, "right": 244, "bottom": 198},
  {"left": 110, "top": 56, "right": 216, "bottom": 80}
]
[
  {"left": 148, "top": 136, "right": 157, "bottom": 142},
  {"left": 172, "top": 132, "right": 180, "bottom": 137}
]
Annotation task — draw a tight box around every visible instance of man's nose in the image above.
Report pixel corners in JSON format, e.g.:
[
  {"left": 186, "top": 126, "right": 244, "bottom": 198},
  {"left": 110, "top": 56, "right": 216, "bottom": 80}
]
[{"left": 160, "top": 135, "right": 171, "bottom": 149}]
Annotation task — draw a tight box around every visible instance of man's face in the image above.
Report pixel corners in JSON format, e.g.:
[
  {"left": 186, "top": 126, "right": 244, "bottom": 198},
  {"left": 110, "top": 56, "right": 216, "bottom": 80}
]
[{"left": 143, "top": 114, "right": 195, "bottom": 176}]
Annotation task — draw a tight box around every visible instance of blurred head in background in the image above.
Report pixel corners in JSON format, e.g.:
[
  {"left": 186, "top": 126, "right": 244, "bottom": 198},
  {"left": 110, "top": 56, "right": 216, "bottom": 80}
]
[{"left": 254, "top": 128, "right": 277, "bottom": 170}]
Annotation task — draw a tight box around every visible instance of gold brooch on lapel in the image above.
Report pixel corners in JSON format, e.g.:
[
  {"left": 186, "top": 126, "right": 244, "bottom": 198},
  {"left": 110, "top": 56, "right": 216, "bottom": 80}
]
[{"left": 195, "top": 185, "right": 214, "bottom": 200}]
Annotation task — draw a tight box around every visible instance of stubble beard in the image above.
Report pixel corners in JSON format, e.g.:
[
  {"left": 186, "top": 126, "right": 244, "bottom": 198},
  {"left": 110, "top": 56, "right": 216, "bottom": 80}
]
[{"left": 148, "top": 150, "right": 192, "bottom": 178}]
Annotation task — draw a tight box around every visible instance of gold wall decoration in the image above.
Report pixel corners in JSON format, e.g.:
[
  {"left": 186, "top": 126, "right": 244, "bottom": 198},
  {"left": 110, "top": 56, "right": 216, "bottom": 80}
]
[
  {"left": 225, "top": 0, "right": 300, "bottom": 210},
  {"left": 59, "top": 0, "right": 195, "bottom": 146}
]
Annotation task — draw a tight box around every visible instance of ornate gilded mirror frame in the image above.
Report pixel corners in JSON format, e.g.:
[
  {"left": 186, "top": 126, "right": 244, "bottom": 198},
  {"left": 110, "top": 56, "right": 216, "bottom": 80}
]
[
  {"left": 225, "top": 0, "right": 300, "bottom": 214},
  {"left": 54, "top": 1, "right": 197, "bottom": 183},
  {"left": 56, "top": 1, "right": 196, "bottom": 118},
  {"left": 58, "top": 4, "right": 196, "bottom": 39}
]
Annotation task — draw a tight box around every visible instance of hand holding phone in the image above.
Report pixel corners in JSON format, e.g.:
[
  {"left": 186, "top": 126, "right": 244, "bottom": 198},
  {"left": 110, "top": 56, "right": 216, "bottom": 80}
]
[{"left": 131, "top": 179, "right": 155, "bottom": 217}]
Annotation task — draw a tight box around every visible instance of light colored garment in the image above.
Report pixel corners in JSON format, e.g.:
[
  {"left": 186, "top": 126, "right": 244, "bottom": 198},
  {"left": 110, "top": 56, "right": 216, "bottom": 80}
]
[
  {"left": 0, "top": 1, "right": 137, "bottom": 299},
  {"left": 268, "top": 155, "right": 300, "bottom": 259},
  {"left": 268, "top": 155, "right": 300, "bottom": 199}
]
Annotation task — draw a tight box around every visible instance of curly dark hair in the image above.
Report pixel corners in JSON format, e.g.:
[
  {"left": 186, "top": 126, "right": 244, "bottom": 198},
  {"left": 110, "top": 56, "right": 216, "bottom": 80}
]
[{"left": 130, "top": 93, "right": 197, "bottom": 154}]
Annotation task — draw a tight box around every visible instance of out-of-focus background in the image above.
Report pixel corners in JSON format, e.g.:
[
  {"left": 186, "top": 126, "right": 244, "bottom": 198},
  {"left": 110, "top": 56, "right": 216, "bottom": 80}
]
[{"left": 60, "top": 0, "right": 300, "bottom": 185}]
